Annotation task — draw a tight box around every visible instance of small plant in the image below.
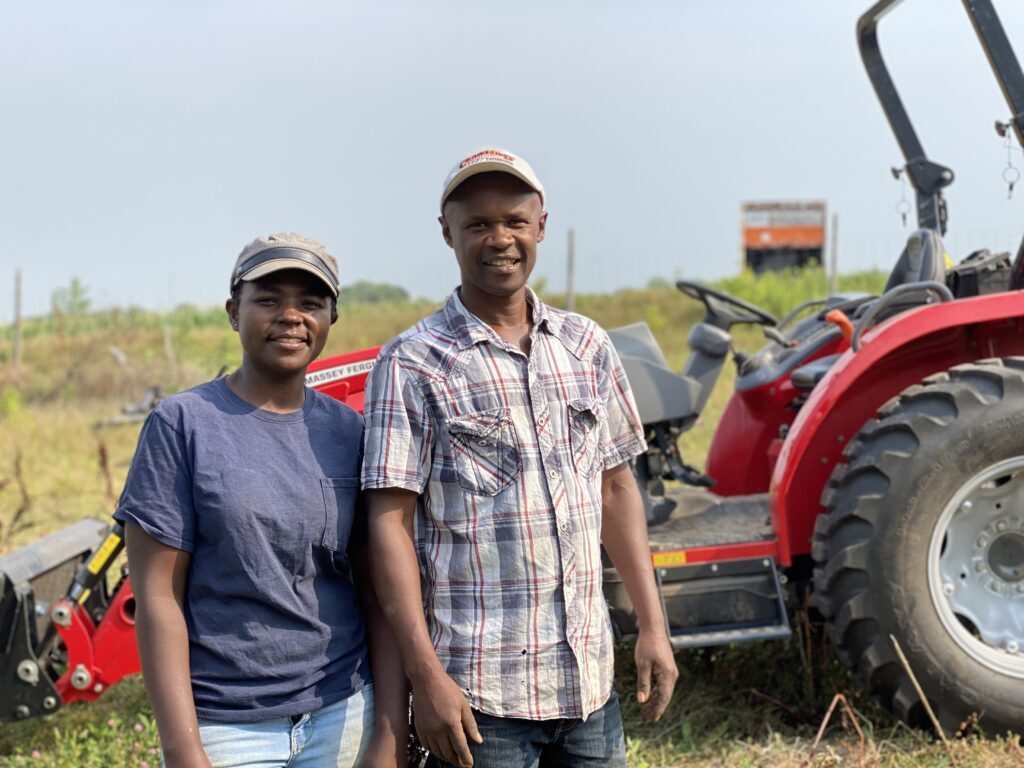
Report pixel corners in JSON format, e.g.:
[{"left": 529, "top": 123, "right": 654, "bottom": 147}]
[{"left": 0, "top": 387, "right": 23, "bottom": 419}]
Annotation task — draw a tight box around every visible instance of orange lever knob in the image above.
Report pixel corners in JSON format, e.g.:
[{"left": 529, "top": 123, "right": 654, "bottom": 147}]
[{"left": 825, "top": 309, "right": 855, "bottom": 344}]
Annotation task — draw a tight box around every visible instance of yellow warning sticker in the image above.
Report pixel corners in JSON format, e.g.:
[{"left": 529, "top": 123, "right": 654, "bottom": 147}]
[
  {"left": 86, "top": 535, "right": 121, "bottom": 575},
  {"left": 651, "top": 551, "right": 687, "bottom": 568}
]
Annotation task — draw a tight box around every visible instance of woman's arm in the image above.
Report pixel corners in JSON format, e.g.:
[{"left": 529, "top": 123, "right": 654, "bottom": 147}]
[
  {"left": 125, "top": 522, "right": 211, "bottom": 768},
  {"left": 351, "top": 542, "right": 410, "bottom": 768}
]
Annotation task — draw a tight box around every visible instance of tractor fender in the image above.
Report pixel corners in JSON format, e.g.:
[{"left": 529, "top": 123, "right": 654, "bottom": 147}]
[
  {"left": 305, "top": 345, "right": 381, "bottom": 413},
  {"left": 769, "top": 290, "right": 1024, "bottom": 565}
]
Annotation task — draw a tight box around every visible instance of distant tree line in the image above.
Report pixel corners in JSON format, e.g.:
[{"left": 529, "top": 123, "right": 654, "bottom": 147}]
[{"left": 338, "top": 281, "right": 410, "bottom": 304}]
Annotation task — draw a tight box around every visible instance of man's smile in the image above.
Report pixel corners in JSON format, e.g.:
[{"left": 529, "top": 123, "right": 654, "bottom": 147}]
[{"left": 484, "top": 255, "right": 522, "bottom": 272}]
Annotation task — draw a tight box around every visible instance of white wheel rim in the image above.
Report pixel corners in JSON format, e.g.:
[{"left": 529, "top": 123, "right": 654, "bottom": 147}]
[{"left": 928, "top": 456, "right": 1024, "bottom": 678}]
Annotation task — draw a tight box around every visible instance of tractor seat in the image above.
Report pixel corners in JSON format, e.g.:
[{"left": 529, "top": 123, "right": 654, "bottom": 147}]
[
  {"left": 791, "top": 354, "right": 841, "bottom": 392},
  {"left": 884, "top": 229, "right": 947, "bottom": 292},
  {"left": 609, "top": 323, "right": 701, "bottom": 425}
]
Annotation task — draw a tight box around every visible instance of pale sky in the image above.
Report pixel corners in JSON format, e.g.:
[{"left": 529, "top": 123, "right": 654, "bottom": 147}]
[{"left": 3, "top": 0, "right": 1023, "bottom": 320}]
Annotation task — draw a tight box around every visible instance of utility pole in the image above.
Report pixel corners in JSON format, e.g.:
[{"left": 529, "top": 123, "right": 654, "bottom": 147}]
[
  {"left": 13, "top": 268, "right": 22, "bottom": 365},
  {"left": 828, "top": 212, "right": 839, "bottom": 295},
  {"left": 566, "top": 228, "right": 576, "bottom": 312}
]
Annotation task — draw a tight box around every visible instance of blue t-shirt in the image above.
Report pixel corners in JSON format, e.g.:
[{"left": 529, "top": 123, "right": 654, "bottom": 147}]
[{"left": 115, "top": 378, "right": 369, "bottom": 722}]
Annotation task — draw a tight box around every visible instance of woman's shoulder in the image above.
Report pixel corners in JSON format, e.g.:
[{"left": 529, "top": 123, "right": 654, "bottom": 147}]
[
  {"left": 149, "top": 379, "right": 231, "bottom": 429},
  {"left": 308, "top": 388, "right": 363, "bottom": 431}
]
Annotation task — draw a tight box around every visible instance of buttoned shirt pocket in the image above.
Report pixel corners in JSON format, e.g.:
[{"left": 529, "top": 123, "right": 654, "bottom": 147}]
[
  {"left": 568, "top": 398, "right": 606, "bottom": 479},
  {"left": 321, "top": 477, "right": 359, "bottom": 552},
  {"left": 447, "top": 408, "right": 521, "bottom": 496}
]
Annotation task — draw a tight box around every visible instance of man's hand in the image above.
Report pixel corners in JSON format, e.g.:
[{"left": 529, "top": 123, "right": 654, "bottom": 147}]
[
  {"left": 634, "top": 627, "right": 678, "bottom": 722},
  {"left": 411, "top": 668, "right": 482, "bottom": 768}
]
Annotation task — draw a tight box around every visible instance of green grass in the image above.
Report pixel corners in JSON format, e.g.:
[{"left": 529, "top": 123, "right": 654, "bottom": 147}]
[{"left": 7, "top": 267, "right": 1020, "bottom": 766}]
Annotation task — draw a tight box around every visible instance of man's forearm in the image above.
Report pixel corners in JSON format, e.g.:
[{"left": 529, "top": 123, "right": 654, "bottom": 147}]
[
  {"left": 600, "top": 465, "right": 666, "bottom": 632},
  {"left": 366, "top": 493, "right": 445, "bottom": 682},
  {"left": 366, "top": 489, "right": 483, "bottom": 766}
]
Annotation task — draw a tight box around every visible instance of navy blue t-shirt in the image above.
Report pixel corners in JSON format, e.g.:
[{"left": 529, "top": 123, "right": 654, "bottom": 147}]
[{"left": 115, "top": 378, "right": 369, "bottom": 722}]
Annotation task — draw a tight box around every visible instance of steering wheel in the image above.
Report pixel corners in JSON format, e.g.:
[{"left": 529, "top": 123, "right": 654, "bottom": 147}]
[{"left": 675, "top": 280, "right": 778, "bottom": 329}]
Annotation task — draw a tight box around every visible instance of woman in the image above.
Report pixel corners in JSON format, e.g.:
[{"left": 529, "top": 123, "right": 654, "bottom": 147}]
[{"left": 117, "top": 233, "right": 407, "bottom": 767}]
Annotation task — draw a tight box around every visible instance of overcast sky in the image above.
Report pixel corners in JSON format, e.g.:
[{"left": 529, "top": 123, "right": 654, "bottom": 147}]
[{"left": 2, "top": 0, "right": 1023, "bottom": 320}]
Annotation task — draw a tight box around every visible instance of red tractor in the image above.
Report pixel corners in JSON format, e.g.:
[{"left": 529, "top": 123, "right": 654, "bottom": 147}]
[{"left": 1, "top": 0, "right": 1022, "bottom": 738}]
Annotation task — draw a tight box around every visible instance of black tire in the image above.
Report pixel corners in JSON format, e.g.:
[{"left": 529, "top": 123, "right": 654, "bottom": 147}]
[{"left": 812, "top": 358, "right": 1024, "bottom": 735}]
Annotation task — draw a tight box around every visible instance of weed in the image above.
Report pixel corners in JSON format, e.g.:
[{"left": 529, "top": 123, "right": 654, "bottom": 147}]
[{"left": 0, "top": 389, "right": 23, "bottom": 419}]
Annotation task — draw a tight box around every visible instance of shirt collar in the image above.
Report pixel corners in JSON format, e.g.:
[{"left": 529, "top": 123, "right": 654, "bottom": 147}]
[{"left": 444, "top": 287, "right": 562, "bottom": 350}]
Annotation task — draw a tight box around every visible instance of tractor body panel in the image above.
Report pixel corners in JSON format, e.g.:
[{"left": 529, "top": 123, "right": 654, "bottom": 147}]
[
  {"left": 707, "top": 330, "right": 847, "bottom": 496},
  {"left": 770, "top": 291, "right": 1024, "bottom": 565}
]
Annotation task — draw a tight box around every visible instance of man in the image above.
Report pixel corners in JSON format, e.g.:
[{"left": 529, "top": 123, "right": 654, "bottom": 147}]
[{"left": 363, "top": 149, "right": 677, "bottom": 768}]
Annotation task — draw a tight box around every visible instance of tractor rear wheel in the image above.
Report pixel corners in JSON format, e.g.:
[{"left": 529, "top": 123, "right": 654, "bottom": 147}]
[{"left": 812, "top": 358, "right": 1024, "bottom": 735}]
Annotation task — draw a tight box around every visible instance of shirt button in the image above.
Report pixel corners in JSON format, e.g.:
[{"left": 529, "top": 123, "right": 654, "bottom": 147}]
[
  {"left": 558, "top": 519, "right": 568, "bottom": 532},
  {"left": 548, "top": 469, "right": 558, "bottom": 480},
  {"left": 478, "top": 439, "right": 489, "bottom": 446},
  {"left": 538, "top": 414, "right": 548, "bottom": 426},
  {"left": 528, "top": 362, "right": 536, "bottom": 373}
]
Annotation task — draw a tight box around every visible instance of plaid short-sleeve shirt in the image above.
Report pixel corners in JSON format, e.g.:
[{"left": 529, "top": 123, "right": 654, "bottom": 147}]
[{"left": 362, "top": 289, "right": 646, "bottom": 720}]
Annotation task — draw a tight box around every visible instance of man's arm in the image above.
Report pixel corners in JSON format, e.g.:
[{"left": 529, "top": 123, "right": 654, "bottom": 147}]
[
  {"left": 125, "top": 523, "right": 212, "bottom": 768},
  {"left": 600, "top": 462, "right": 679, "bottom": 721},
  {"left": 350, "top": 542, "right": 409, "bottom": 767},
  {"left": 365, "top": 488, "right": 482, "bottom": 768}
]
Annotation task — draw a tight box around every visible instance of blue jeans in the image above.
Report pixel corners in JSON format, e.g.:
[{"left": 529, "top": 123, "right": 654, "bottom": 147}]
[
  {"left": 165, "top": 685, "right": 374, "bottom": 768},
  {"left": 426, "top": 692, "right": 626, "bottom": 768}
]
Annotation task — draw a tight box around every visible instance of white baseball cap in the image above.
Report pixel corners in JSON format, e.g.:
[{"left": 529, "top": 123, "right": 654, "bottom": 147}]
[{"left": 440, "top": 148, "right": 545, "bottom": 212}]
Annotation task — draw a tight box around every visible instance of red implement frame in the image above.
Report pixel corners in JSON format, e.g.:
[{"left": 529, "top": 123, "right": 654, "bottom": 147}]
[{"left": 52, "top": 582, "right": 140, "bottom": 705}]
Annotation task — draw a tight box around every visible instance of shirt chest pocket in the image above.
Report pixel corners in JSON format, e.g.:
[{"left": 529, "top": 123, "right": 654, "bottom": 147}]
[
  {"left": 447, "top": 408, "right": 521, "bottom": 497},
  {"left": 568, "top": 398, "right": 606, "bottom": 479},
  {"left": 321, "top": 477, "right": 360, "bottom": 552}
]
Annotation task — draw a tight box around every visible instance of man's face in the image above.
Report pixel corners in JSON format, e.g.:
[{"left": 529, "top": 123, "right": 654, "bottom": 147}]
[
  {"left": 440, "top": 173, "right": 547, "bottom": 307},
  {"left": 226, "top": 269, "right": 333, "bottom": 378}
]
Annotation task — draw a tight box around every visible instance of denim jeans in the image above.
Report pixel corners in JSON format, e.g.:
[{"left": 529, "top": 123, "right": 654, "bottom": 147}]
[
  {"left": 426, "top": 691, "right": 627, "bottom": 768},
  {"left": 163, "top": 684, "right": 374, "bottom": 768}
]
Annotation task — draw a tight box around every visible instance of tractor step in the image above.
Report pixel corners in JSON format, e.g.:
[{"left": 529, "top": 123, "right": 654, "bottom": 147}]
[
  {"left": 667, "top": 622, "right": 792, "bottom": 649},
  {"left": 606, "top": 551, "right": 791, "bottom": 649},
  {"left": 659, "top": 556, "right": 791, "bottom": 650}
]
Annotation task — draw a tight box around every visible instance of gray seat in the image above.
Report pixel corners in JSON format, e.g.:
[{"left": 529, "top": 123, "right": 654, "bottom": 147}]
[{"left": 608, "top": 323, "right": 701, "bottom": 426}]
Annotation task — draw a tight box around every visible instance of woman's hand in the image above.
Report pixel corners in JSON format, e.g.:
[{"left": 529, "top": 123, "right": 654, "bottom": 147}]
[{"left": 358, "top": 729, "right": 408, "bottom": 768}]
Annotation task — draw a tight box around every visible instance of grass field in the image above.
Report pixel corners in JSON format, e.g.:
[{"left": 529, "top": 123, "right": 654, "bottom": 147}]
[{"left": 2, "top": 269, "right": 1022, "bottom": 766}]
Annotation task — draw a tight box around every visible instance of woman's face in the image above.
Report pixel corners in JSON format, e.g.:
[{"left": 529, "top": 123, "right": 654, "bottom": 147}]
[{"left": 227, "top": 269, "right": 333, "bottom": 379}]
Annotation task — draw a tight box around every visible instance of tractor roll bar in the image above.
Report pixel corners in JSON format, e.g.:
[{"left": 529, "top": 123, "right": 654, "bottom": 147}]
[
  {"left": 964, "top": 0, "right": 1024, "bottom": 146},
  {"left": 858, "top": 0, "right": 1024, "bottom": 235},
  {"left": 857, "top": 0, "right": 955, "bottom": 235}
]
